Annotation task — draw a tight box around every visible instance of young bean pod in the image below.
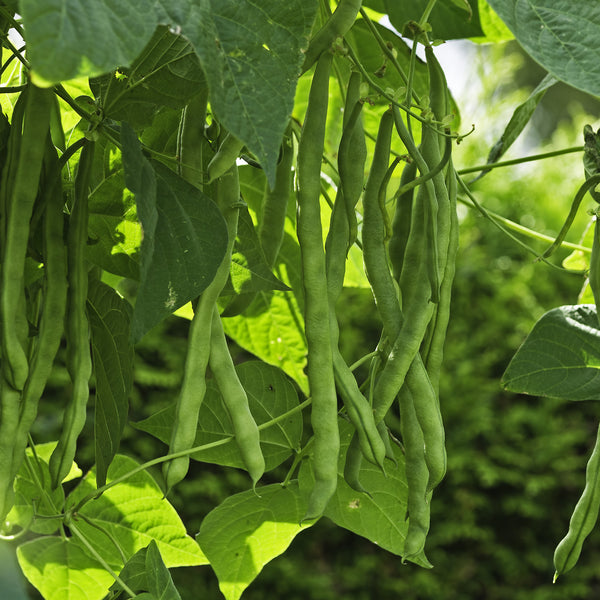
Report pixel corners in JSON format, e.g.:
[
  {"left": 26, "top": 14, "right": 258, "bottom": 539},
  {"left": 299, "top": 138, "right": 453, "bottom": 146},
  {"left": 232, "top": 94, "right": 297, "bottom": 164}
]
[
  {"left": 554, "top": 423, "right": 600, "bottom": 580},
  {"left": 296, "top": 51, "right": 340, "bottom": 521},
  {"left": 207, "top": 131, "right": 244, "bottom": 183}
]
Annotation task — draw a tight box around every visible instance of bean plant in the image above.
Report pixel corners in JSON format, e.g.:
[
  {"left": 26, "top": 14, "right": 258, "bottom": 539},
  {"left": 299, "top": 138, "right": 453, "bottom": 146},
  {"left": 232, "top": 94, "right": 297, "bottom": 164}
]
[{"left": 0, "top": 1, "right": 599, "bottom": 599}]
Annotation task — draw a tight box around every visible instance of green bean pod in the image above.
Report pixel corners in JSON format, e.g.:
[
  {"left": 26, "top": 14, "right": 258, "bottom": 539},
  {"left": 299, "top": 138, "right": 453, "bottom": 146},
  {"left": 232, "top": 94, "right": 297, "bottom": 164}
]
[
  {"left": 209, "top": 307, "right": 265, "bottom": 487},
  {"left": 163, "top": 163, "right": 241, "bottom": 492},
  {"left": 178, "top": 90, "right": 209, "bottom": 189},
  {"left": 301, "top": 0, "right": 363, "bottom": 73},
  {"left": 589, "top": 213, "right": 600, "bottom": 316},
  {"left": 423, "top": 162, "right": 459, "bottom": 393},
  {"left": 389, "top": 159, "right": 417, "bottom": 283},
  {"left": 554, "top": 423, "right": 600, "bottom": 580},
  {"left": 406, "top": 355, "right": 446, "bottom": 493},
  {"left": 259, "top": 127, "right": 294, "bottom": 268},
  {"left": 343, "top": 431, "right": 371, "bottom": 496},
  {"left": 0, "top": 380, "right": 20, "bottom": 521},
  {"left": 362, "top": 109, "right": 402, "bottom": 339},
  {"left": 49, "top": 140, "right": 95, "bottom": 488},
  {"left": 13, "top": 143, "right": 67, "bottom": 474},
  {"left": 221, "top": 128, "right": 294, "bottom": 317},
  {"left": 296, "top": 51, "right": 340, "bottom": 521},
  {"left": 399, "top": 383, "right": 433, "bottom": 567},
  {"left": 207, "top": 131, "right": 244, "bottom": 183},
  {"left": 1, "top": 84, "right": 53, "bottom": 391}
]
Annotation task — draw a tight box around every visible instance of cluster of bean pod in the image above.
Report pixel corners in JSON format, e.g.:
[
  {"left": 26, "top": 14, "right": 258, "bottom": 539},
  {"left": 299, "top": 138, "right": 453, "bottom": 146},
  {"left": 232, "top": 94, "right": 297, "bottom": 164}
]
[
  {"left": 0, "top": 82, "right": 95, "bottom": 521},
  {"left": 295, "top": 45, "right": 458, "bottom": 566}
]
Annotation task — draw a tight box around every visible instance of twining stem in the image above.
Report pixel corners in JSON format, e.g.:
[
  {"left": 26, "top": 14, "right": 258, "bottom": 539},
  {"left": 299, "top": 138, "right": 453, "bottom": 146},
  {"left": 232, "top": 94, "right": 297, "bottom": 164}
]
[
  {"left": 457, "top": 146, "right": 584, "bottom": 176},
  {"left": 68, "top": 520, "right": 136, "bottom": 599},
  {"left": 69, "top": 398, "right": 313, "bottom": 514}
]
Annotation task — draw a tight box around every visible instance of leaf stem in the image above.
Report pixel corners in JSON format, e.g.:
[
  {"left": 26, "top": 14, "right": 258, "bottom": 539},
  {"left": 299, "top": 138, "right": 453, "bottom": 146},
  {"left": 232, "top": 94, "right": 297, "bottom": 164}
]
[{"left": 68, "top": 520, "right": 136, "bottom": 599}]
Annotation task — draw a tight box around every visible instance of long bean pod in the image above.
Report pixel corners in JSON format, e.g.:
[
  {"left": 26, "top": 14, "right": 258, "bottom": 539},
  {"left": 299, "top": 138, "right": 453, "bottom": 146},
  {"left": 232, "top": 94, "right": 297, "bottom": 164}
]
[
  {"left": 13, "top": 142, "right": 67, "bottom": 475},
  {"left": 163, "top": 162, "right": 241, "bottom": 492},
  {"left": 49, "top": 140, "right": 95, "bottom": 488},
  {"left": 1, "top": 84, "right": 53, "bottom": 391},
  {"left": 296, "top": 51, "right": 340, "bottom": 521},
  {"left": 209, "top": 307, "right": 264, "bottom": 488},
  {"left": 554, "top": 423, "right": 600, "bottom": 580}
]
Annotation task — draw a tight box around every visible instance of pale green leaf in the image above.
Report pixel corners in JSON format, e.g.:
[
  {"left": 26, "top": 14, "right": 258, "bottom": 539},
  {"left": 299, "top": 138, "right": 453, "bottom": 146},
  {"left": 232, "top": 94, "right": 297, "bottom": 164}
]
[
  {"left": 196, "top": 482, "right": 312, "bottom": 600},
  {"left": 17, "top": 537, "right": 114, "bottom": 600},
  {"left": 67, "top": 455, "right": 207, "bottom": 568}
]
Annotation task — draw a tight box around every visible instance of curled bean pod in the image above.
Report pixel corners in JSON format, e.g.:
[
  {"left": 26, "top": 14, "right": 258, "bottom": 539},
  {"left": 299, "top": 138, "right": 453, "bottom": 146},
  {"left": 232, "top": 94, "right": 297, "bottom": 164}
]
[
  {"left": 163, "top": 162, "right": 241, "bottom": 492},
  {"left": 554, "top": 423, "right": 600, "bottom": 580},
  {"left": 209, "top": 307, "right": 265, "bottom": 488},
  {"left": 296, "top": 51, "right": 339, "bottom": 521},
  {"left": 49, "top": 140, "right": 95, "bottom": 488},
  {"left": 343, "top": 431, "right": 371, "bottom": 496}
]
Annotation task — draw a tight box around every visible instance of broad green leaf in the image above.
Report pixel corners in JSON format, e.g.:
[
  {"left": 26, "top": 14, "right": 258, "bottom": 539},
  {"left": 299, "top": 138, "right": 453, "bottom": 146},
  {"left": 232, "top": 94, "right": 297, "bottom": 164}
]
[
  {"left": 475, "top": 73, "right": 557, "bottom": 181},
  {"left": 90, "top": 26, "right": 207, "bottom": 129},
  {"left": 384, "top": 0, "right": 484, "bottom": 40},
  {"left": 196, "top": 482, "right": 312, "bottom": 600},
  {"left": 487, "top": 0, "right": 600, "bottom": 97},
  {"left": 6, "top": 442, "right": 81, "bottom": 536},
  {"left": 298, "top": 420, "right": 430, "bottom": 568},
  {"left": 21, "top": 0, "right": 158, "bottom": 86},
  {"left": 87, "top": 280, "right": 135, "bottom": 488},
  {"left": 502, "top": 305, "right": 600, "bottom": 401},
  {"left": 163, "top": 0, "right": 318, "bottom": 187},
  {"left": 132, "top": 361, "right": 302, "bottom": 472},
  {"left": 121, "top": 124, "right": 228, "bottom": 342},
  {"left": 67, "top": 454, "right": 207, "bottom": 568},
  {"left": 87, "top": 169, "right": 141, "bottom": 280},
  {"left": 17, "top": 537, "right": 114, "bottom": 600},
  {"left": 110, "top": 541, "right": 182, "bottom": 600}
]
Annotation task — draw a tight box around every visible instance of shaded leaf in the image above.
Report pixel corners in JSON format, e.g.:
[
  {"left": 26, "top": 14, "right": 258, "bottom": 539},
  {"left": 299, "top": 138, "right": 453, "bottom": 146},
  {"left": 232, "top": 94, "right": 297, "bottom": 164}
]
[
  {"left": 87, "top": 280, "right": 135, "bottom": 488},
  {"left": 90, "top": 26, "right": 207, "bottom": 129},
  {"left": 121, "top": 124, "right": 228, "bottom": 342},
  {"left": 133, "top": 361, "right": 302, "bottom": 472},
  {"left": 502, "top": 304, "right": 600, "bottom": 401},
  {"left": 487, "top": 0, "right": 600, "bottom": 97},
  {"left": 384, "top": 0, "right": 483, "bottom": 40},
  {"left": 110, "top": 541, "right": 182, "bottom": 600}
]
